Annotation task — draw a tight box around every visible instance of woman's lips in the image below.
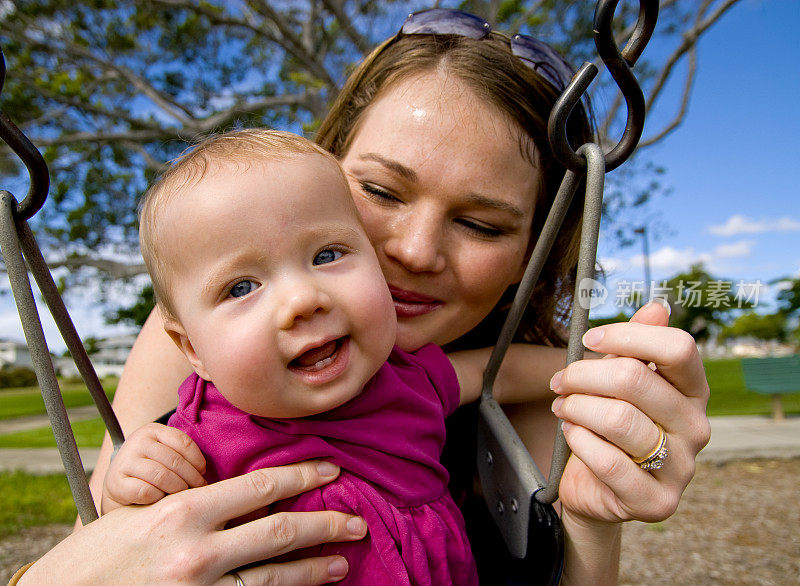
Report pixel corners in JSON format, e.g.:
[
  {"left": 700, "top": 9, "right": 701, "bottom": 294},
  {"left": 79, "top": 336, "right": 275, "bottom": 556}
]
[{"left": 388, "top": 285, "right": 443, "bottom": 318}]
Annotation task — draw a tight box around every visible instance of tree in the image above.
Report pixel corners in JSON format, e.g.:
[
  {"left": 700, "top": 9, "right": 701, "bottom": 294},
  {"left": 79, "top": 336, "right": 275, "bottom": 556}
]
[
  {"left": 0, "top": 0, "right": 742, "bottom": 313},
  {"left": 589, "top": 310, "right": 631, "bottom": 329},
  {"left": 719, "top": 311, "right": 788, "bottom": 343},
  {"left": 774, "top": 276, "right": 800, "bottom": 318},
  {"left": 659, "top": 263, "right": 747, "bottom": 342},
  {"left": 105, "top": 283, "right": 156, "bottom": 328}
]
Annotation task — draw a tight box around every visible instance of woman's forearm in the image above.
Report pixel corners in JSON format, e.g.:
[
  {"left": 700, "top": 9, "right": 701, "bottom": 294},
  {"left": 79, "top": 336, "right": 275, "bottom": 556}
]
[
  {"left": 80, "top": 309, "right": 193, "bottom": 527},
  {"left": 560, "top": 509, "right": 621, "bottom": 585}
]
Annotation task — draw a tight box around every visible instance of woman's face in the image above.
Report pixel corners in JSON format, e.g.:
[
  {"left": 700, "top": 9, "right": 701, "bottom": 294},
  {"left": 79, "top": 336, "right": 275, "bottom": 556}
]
[{"left": 340, "top": 71, "right": 540, "bottom": 351}]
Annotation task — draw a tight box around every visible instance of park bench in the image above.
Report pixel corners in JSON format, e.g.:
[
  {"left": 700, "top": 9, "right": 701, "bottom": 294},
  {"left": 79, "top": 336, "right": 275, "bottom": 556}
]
[{"left": 740, "top": 355, "right": 800, "bottom": 421}]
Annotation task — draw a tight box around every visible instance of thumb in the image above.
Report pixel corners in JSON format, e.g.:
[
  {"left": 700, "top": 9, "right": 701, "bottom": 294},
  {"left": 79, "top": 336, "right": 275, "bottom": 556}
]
[{"left": 628, "top": 298, "right": 671, "bottom": 327}]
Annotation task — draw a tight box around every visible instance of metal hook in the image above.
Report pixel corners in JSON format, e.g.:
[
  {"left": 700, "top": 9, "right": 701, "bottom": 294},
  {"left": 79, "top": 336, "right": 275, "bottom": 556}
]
[
  {"left": 547, "top": 0, "right": 659, "bottom": 173},
  {"left": 0, "top": 48, "right": 50, "bottom": 221}
]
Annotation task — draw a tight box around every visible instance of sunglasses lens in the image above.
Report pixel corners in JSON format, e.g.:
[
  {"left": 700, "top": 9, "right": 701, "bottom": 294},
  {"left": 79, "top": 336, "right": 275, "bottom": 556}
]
[
  {"left": 402, "top": 9, "right": 491, "bottom": 39},
  {"left": 511, "top": 34, "right": 575, "bottom": 91}
]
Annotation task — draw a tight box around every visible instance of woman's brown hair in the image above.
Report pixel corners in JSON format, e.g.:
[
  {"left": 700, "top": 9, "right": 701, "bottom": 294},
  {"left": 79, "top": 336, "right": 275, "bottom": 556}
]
[{"left": 316, "top": 32, "right": 595, "bottom": 349}]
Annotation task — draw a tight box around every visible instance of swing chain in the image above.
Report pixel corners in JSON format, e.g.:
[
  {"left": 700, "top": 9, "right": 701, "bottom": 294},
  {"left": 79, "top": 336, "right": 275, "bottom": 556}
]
[
  {"left": 478, "top": 0, "right": 659, "bottom": 562},
  {"left": 0, "top": 45, "right": 126, "bottom": 524},
  {"left": 548, "top": 0, "right": 659, "bottom": 173},
  {"left": 0, "top": 49, "right": 49, "bottom": 221}
]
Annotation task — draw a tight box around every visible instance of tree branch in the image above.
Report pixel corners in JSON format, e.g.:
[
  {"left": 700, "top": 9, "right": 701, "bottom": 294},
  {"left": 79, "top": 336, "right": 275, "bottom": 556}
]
[
  {"left": 6, "top": 14, "right": 197, "bottom": 126},
  {"left": 33, "top": 91, "right": 315, "bottom": 146},
  {"left": 320, "top": 0, "right": 371, "bottom": 54},
  {"left": 48, "top": 256, "right": 147, "bottom": 279},
  {"left": 596, "top": 0, "right": 741, "bottom": 150},
  {"left": 509, "top": 0, "right": 548, "bottom": 33},
  {"left": 250, "top": 0, "right": 335, "bottom": 86},
  {"left": 120, "top": 141, "right": 167, "bottom": 172},
  {"left": 639, "top": 46, "right": 697, "bottom": 147},
  {"left": 187, "top": 91, "right": 320, "bottom": 133},
  {"left": 639, "top": 0, "right": 740, "bottom": 145},
  {"left": 35, "top": 129, "right": 178, "bottom": 146},
  {"left": 14, "top": 75, "right": 152, "bottom": 131},
  {"left": 151, "top": 0, "right": 336, "bottom": 87}
]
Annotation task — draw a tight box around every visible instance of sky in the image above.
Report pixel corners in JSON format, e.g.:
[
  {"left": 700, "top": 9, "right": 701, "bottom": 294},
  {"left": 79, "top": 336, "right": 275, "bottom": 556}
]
[
  {"left": 0, "top": 0, "right": 798, "bottom": 350},
  {"left": 593, "top": 0, "right": 800, "bottom": 315}
]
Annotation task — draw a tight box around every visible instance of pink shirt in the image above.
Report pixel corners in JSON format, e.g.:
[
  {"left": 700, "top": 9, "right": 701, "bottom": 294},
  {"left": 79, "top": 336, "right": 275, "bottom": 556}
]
[{"left": 169, "top": 344, "right": 478, "bottom": 585}]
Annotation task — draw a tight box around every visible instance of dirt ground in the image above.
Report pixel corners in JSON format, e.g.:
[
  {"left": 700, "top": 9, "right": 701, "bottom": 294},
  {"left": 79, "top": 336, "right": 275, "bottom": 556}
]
[{"left": 2, "top": 458, "right": 798, "bottom": 584}]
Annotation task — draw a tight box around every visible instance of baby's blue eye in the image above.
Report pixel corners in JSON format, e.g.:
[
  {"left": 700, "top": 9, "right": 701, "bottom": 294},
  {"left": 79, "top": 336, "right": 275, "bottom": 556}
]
[
  {"left": 229, "top": 280, "right": 257, "bottom": 298},
  {"left": 313, "top": 249, "right": 343, "bottom": 265}
]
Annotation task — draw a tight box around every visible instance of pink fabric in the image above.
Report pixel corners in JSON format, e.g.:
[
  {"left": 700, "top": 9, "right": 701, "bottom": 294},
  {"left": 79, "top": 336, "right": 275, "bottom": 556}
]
[{"left": 169, "top": 344, "right": 478, "bottom": 585}]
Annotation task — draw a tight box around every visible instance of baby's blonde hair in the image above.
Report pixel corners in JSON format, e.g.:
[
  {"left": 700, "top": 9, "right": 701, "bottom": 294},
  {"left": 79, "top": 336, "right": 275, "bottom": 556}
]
[{"left": 139, "top": 128, "right": 348, "bottom": 319}]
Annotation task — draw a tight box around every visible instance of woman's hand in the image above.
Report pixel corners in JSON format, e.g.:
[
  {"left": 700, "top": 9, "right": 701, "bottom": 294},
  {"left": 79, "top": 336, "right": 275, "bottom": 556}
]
[
  {"left": 550, "top": 301, "right": 711, "bottom": 525},
  {"left": 23, "top": 461, "right": 367, "bottom": 585}
]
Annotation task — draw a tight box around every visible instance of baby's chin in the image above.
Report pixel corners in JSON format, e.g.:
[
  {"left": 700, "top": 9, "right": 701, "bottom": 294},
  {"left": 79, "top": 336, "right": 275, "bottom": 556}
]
[{"left": 240, "top": 380, "right": 368, "bottom": 420}]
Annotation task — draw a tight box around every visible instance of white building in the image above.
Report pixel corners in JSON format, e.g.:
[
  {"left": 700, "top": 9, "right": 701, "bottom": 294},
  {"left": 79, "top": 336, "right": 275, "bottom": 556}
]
[
  {"left": 91, "top": 334, "right": 137, "bottom": 377},
  {"left": 57, "top": 334, "right": 137, "bottom": 379},
  {"left": 0, "top": 339, "right": 33, "bottom": 369}
]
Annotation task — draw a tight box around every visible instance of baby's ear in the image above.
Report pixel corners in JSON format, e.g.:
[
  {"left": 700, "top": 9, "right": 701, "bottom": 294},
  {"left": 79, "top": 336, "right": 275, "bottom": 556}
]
[{"left": 163, "top": 317, "right": 212, "bottom": 381}]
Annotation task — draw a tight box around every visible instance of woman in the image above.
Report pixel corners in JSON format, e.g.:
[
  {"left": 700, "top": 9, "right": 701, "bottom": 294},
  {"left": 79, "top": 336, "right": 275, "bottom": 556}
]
[{"left": 16, "top": 9, "right": 710, "bottom": 585}]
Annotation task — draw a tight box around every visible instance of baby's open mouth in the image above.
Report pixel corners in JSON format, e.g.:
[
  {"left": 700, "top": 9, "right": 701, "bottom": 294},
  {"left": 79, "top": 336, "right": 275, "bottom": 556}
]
[{"left": 289, "top": 337, "right": 347, "bottom": 372}]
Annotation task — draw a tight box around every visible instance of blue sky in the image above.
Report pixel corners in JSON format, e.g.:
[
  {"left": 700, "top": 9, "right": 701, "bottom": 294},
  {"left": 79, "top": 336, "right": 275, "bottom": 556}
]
[
  {"left": 1, "top": 0, "right": 797, "bottom": 348},
  {"left": 594, "top": 0, "right": 799, "bottom": 314}
]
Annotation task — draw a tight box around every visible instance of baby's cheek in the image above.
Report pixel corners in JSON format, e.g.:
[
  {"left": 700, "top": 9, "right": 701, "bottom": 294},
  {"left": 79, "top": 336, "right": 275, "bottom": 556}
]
[{"left": 210, "top": 329, "right": 271, "bottom": 382}]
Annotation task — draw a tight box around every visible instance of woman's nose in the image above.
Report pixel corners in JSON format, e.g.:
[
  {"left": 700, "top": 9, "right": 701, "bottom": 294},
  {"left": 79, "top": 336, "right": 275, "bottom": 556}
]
[
  {"left": 276, "top": 280, "right": 332, "bottom": 330},
  {"left": 383, "top": 213, "right": 446, "bottom": 274}
]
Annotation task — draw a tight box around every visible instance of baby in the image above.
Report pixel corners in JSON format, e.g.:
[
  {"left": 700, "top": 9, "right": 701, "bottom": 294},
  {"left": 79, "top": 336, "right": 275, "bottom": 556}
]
[{"left": 103, "top": 129, "right": 552, "bottom": 584}]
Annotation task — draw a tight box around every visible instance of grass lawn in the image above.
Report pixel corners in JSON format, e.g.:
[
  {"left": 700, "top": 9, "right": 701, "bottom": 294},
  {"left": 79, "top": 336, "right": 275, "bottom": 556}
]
[
  {"left": 0, "top": 472, "right": 77, "bottom": 538},
  {"left": 704, "top": 358, "right": 800, "bottom": 416},
  {"left": 0, "top": 417, "right": 108, "bottom": 448},
  {"left": 0, "top": 380, "right": 116, "bottom": 420}
]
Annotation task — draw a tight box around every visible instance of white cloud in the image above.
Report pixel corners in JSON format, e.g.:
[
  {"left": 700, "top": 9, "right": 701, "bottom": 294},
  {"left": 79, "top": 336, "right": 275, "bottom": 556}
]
[
  {"left": 598, "top": 256, "right": 624, "bottom": 274},
  {"left": 708, "top": 214, "right": 800, "bottom": 236},
  {"left": 599, "top": 239, "right": 755, "bottom": 277},
  {"left": 712, "top": 240, "right": 756, "bottom": 258},
  {"left": 0, "top": 272, "right": 147, "bottom": 351}
]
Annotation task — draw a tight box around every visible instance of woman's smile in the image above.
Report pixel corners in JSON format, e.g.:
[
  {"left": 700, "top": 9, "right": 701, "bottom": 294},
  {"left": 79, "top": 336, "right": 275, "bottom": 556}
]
[{"left": 388, "top": 285, "right": 443, "bottom": 318}]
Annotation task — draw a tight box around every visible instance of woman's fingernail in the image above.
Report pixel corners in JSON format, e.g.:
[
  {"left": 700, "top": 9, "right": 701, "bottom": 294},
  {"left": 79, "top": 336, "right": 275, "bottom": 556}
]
[
  {"left": 582, "top": 327, "right": 605, "bottom": 348},
  {"left": 347, "top": 517, "right": 367, "bottom": 536},
  {"left": 561, "top": 421, "right": 573, "bottom": 432},
  {"left": 317, "top": 461, "right": 339, "bottom": 477},
  {"left": 551, "top": 397, "right": 564, "bottom": 413},
  {"left": 549, "top": 370, "right": 563, "bottom": 392},
  {"left": 649, "top": 297, "right": 672, "bottom": 317},
  {"left": 328, "top": 557, "right": 349, "bottom": 578}
]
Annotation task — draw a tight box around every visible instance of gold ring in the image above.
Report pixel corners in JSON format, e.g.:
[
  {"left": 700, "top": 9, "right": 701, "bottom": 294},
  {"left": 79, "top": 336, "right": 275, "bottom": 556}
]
[{"left": 632, "top": 423, "right": 668, "bottom": 471}]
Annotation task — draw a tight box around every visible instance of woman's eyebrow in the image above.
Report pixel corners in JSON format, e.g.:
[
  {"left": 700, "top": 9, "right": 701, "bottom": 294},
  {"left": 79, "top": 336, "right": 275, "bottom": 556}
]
[
  {"left": 358, "top": 153, "right": 417, "bottom": 182},
  {"left": 466, "top": 193, "right": 526, "bottom": 219}
]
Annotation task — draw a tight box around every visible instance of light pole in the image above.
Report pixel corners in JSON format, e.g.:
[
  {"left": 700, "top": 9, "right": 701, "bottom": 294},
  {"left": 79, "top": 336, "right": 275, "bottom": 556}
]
[{"left": 634, "top": 225, "right": 651, "bottom": 304}]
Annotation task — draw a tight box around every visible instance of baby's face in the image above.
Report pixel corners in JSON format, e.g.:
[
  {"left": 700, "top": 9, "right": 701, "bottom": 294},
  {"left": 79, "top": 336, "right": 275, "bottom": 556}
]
[{"left": 160, "top": 154, "right": 397, "bottom": 418}]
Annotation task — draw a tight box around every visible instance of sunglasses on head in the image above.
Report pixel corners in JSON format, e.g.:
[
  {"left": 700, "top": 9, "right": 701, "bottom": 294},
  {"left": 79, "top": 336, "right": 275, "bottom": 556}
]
[{"left": 400, "top": 8, "right": 576, "bottom": 93}]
